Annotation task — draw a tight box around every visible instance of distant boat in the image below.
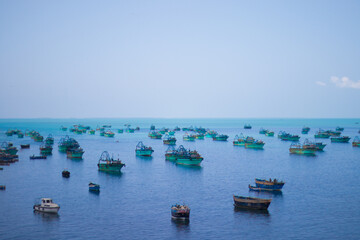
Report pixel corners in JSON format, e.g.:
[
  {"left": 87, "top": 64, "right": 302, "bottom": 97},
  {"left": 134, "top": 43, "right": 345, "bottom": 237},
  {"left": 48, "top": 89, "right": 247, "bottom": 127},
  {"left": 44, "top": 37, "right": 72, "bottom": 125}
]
[
  {"left": 20, "top": 144, "right": 30, "bottom": 149},
  {"left": 353, "top": 136, "right": 360, "bottom": 147},
  {"left": 331, "top": 136, "right": 351, "bottom": 143},
  {"left": 253, "top": 178, "right": 285, "bottom": 191},
  {"left": 30, "top": 155, "right": 47, "bottom": 160},
  {"left": 335, "top": 126, "right": 344, "bottom": 132},
  {"left": 62, "top": 170, "right": 70, "bottom": 178},
  {"left": 205, "top": 130, "right": 217, "bottom": 138},
  {"left": 278, "top": 132, "right": 300, "bottom": 141},
  {"left": 89, "top": 183, "right": 100, "bottom": 192},
  {"left": 163, "top": 135, "right": 177, "bottom": 145},
  {"left": 183, "top": 133, "right": 196, "bottom": 141},
  {"left": 150, "top": 125, "right": 155, "bottom": 130},
  {"left": 66, "top": 148, "right": 84, "bottom": 159},
  {"left": 245, "top": 140, "right": 265, "bottom": 149},
  {"left": 33, "top": 198, "right": 60, "bottom": 213},
  {"left": 171, "top": 204, "right": 190, "bottom": 220},
  {"left": 104, "top": 130, "right": 115, "bottom": 138},
  {"left": 212, "top": 134, "right": 229, "bottom": 141},
  {"left": 45, "top": 134, "right": 54, "bottom": 145},
  {"left": 244, "top": 124, "right": 252, "bottom": 129},
  {"left": 88, "top": 129, "right": 95, "bottom": 135},
  {"left": 148, "top": 131, "right": 162, "bottom": 139},
  {"left": 0, "top": 185, "right": 6, "bottom": 190},
  {"left": 265, "top": 131, "right": 274, "bottom": 137},
  {"left": 40, "top": 144, "right": 53, "bottom": 156},
  {"left": 135, "top": 142, "right": 154, "bottom": 156},
  {"left": 302, "top": 127, "right": 310, "bottom": 134},
  {"left": 233, "top": 195, "right": 271, "bottom": 210},
  {"left": 259, "top": 128, "right": 267, "bottom": 134},
  {"left": 289, "top": 142, "right": 316, "bottom": 155}
]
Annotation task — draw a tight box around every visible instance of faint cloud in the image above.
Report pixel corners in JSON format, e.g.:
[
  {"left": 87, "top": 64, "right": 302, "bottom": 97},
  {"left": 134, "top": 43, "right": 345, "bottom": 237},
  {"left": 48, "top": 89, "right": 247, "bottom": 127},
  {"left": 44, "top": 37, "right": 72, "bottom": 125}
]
[
  {"left": 331, "top": 76, "right": 360, "bottom": 89},
  {"left": 315, "top": 81, "right": 327, "bottom": 86}
]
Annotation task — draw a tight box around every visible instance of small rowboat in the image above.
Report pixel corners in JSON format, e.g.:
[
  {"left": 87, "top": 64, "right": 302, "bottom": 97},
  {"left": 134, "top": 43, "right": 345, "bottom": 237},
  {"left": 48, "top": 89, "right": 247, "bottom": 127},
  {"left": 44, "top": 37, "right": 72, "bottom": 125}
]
[
  {"left": 89, "top": 182, "right": 100, "bottom": 192},
  {"left": 30, "top": 155, "right": 47, "bottom": 160},
  {"left": 20, "top": 144, "right": 30, "bottom": 149},
  {"left": 233, "top": 195, "right": 272, "bottom": 210}
]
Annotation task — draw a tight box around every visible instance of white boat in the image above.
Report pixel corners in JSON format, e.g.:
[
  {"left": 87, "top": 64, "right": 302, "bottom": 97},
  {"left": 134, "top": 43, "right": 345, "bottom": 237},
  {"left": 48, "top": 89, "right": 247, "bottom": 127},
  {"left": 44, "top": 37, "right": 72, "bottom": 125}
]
[{"left": 33, "top": 198, "right": 60, "bottom": 213}]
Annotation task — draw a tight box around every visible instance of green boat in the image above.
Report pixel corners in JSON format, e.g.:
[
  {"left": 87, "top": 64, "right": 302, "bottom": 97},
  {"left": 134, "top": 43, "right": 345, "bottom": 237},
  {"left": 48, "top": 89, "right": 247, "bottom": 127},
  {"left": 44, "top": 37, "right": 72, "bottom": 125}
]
[
  {"left": 45, "top": 134, "right": 54, "bottom": 145},
  {"left": 100, "top": 131, "right": 105, "bottom": 136},
  {"left": 163, "top": 135, "right": 177, "bottom": 145},
  {"left": 353, "top": 137, "right": 360, "bottom": 147},
  {"left": 98, "top": 151, "right": 125, "bottom": 173},
  {"left": 205, "top": 130, "right": 217, "bottom": 138},
  {"left": 302, "top": 127, "right": 310, "bottom": 134},
  {"left": 60, "top": 126, "right": 67, "bottom": 131},
  {"left": 265, "top": 131, "right": 274, "bottom": 137},
  {"left": 183, "top": 133, "right": 196, "bottom": 141},
  {"left": 303, "top": 139, "right": 326, "bottom": 151},
  {"left": 40, "top": 144, "right": 53, "bottom": 155},
  {"left": 233, "top": 134, "right": 246, "bottom": 146},
  {"left": 58, "top": 136, "right": 80, "bottom": 152},
  {"left": 168, "top": 131, "right": 175, "bottom": 136},
  {"left": 0, "top": 142, "right": 18, "bottom": 155},
  {"left": 195, "top": 133, "right": 204, "bottom": 140},
  {"left": 314, "top": 132, "right": 330, "bottom": 138},
  {"left": 289, "top": 142, "right": 316, "bottom": 155},
  {"left": 33, "top": 134, "right": 44, "bottom": 142},
  {"left": 5, "top": 130, "right": 14, "bottom": 136},
  {"left": 88, "top": 129, "right": 95, "bottom": 135},
  {"left": 278, "top": 131, "right": 300, "bottom": 141},
  {"left": 148, "top": 131, "right": 162, "bottom": 139},
  {"left": 104, "top": 131, "right": 115, "bottom": 138},
  {"left": 244, "top": 124, "right": 252, "bottom": 129},
  {"left": 17, "top": 132, "right": 24, "bottom": 138},
  {"left": 165, "top": 146, "right": 178, "bottom": 161},
  {"left": 331, "top": 136, "right": 351, "bottom": 143},
  {"left": 167, "top": 145, "right": 203, "bottom": 166},
  {"left": 118, "top": 129, "right": 124, "bottom": 133},
  {"left": 212, "top": 134, "right": 229, "bottom": 141},
  {"left": 126, "top": 128, "right": 135, "bottom": 133},
  {"left": 135, "top": 142, "right": 154, "bottom": 156},
  {"left": 66, "top": 147, "right": 85, "bottom": 159},
  {"left": 245, "top": 140, "right": 265, "bottom": 149},
  {"left": 336, "top": 126, "right": 344, "bottom": 132},
  {"left": 259, "top": 128, "right": 267, "bottom": 134}
]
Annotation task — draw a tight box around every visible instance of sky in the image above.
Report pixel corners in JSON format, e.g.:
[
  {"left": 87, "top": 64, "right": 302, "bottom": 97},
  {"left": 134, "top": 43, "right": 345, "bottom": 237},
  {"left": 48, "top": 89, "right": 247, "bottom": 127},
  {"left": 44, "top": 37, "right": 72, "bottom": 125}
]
[{"left": 0, "top": 0, "right": 359, "bottom": 118}]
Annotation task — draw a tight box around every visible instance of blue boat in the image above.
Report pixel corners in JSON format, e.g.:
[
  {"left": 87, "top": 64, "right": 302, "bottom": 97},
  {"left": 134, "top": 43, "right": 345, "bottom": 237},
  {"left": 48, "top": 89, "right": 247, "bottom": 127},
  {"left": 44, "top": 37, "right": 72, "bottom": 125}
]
[
  {"left": 233, "top": 195, "right": 272, "bottom": 210},
  {"left": 89, "top": 182, "right": 100, "bottom": 192},
  {"left": 254, "top": 178, "right": 285, "bottom": 191}
]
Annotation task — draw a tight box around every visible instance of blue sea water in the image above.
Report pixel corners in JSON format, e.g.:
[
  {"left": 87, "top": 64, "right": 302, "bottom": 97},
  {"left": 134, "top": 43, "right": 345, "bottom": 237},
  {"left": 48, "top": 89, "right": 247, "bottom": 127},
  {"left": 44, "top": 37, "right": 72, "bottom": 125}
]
[{"left": 0, "top": 118, "right": 359, "bottom": 240}]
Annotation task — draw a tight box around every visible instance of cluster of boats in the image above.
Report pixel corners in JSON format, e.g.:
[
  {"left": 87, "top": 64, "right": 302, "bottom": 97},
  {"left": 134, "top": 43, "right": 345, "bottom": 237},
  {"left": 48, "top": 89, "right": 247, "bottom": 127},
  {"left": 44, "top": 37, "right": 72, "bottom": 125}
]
[
  {"left": 58, "top": 136, "right": 84, "bottom": 159},
  {"left": 0, "top": 142, "right": 19, "bottom": 165},
  {"left": 233, "top": 134, "right": 265, "bottom": 149}
]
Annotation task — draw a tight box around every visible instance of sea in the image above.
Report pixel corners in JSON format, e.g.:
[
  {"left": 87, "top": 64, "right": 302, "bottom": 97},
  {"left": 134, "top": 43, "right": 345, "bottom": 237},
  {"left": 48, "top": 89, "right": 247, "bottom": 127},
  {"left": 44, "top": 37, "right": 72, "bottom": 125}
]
[{"left": 0, "top": 118, "right": 359, "bottom": 240}]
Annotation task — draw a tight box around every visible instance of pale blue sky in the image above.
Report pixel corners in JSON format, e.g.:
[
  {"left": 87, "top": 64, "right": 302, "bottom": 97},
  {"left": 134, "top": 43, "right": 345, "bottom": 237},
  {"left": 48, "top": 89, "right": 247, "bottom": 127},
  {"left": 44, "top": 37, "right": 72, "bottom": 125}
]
[{"left": 0, "top": 0, "right": 359, "bottom": 118}]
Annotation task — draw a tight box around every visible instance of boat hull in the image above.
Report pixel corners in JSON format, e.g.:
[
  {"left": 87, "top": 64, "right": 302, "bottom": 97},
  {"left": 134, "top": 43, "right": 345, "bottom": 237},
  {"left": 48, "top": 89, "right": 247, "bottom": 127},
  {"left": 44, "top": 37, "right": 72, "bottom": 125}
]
[
  {"left": 176, "top": 158, "right": 203, "bottom": 166},
  {"left": 254, "top": 179, "right": 285, "bottom": 190},
  {"left": 98, "top": 163, "right": 125, "bottom": 172},
  {"left": 136, "top": 150, "right": 153, "bottom": 157},
  {"left": 33, "top": 205, "right": 60, "bottom": 213},
  {"left": 233, "top": 195, "right": 271, "bottom": 210},
  {"left": 290, "top": 148, "right": 316, "bottom": 155},
  {"left": 245, "top": 143, "right": 265, "bottom": 149}
]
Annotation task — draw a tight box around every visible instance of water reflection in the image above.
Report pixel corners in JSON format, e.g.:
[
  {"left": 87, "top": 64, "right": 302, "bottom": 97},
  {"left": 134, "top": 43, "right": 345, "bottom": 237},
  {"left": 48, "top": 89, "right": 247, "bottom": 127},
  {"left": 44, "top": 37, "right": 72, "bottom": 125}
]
[
  {"left": 136, "top": 156, "right": 153, "bottom": 161},
  {"left": 175, "top": 164, "right": 203, "bottom": 171},
  {"left": 233, "top": 206, "right": 270, "bottom": 217},
  {"left": 33, "top": 211, "right": 60, "bottom": 222},
  {"left": 171, "top": 218, "right": 190, "bottom": 232},
  {"left": 98, "top": 170, "right": 123, "bottom": 178},
  {"left": 249, "top": 190, "right": 283, "bottom": 198}
]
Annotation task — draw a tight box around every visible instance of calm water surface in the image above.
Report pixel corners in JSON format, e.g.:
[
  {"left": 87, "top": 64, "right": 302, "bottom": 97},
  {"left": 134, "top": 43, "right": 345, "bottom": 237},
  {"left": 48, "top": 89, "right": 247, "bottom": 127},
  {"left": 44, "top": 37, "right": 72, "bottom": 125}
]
[{"left": 0, "top": 118, "right": 359, "bottom": 239}]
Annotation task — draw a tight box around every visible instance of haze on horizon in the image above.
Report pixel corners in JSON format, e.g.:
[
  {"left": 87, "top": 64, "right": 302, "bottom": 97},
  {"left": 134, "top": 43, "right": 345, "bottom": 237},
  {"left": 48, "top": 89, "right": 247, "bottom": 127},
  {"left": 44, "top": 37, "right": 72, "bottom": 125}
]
[{"left": 1, "top": 0, "right": 359, "bottom": 119}]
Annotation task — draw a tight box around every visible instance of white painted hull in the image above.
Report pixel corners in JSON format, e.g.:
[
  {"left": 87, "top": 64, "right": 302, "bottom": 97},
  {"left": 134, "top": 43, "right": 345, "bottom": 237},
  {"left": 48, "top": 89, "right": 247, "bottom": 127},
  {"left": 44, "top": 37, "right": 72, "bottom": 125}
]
[{"left": 34, "top": 205, "right": 60, "bottom": 213}]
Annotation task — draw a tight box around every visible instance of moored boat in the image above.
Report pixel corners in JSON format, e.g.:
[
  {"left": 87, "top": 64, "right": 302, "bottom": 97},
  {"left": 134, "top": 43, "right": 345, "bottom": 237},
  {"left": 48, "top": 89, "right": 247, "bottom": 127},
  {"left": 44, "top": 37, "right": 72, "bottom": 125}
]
[
  {"left": 33, "top": 198, "right": 60, "bottom": 213},
  {"left": 58, "top": 136, "right": 80, "bottom": 152},
  {"left": 278, "top": 132, "right": 300, "bottom": 141},
  {"left": 163, "top": 135, "right": 177, "bottom": 145},
  {"left": 165, "top": 145, "right": 204, "bottom": 166},
  {"left": 303, "top": 139, "right": 326, "bottom": 151},
  {"left": 21, "top": 144, "right": 30, "bottom": 149},
  {"left": 302, "top": 127, "right": 310, "bottom": 134},
  {"left": 205, "top": 130, "right": 217, "bottom": 138},
  {"left": 254, "top": 178, "right": 285, "bottom": 191},
  {"left": 259, "top": 128, "right": 267, "bottom": 134},
  {"left": 233, "top": 195, "right": 271, "bottom": 210},
  {"left": 336, "top": 126, "right": 344, "bottom": 131},
  {"left": 104, "top": 130, "right": 115, "bottom": 138},
  {"left": 183, "top": 133, "right": 196, "bottom": 141},
  {"left": 244, "top": 124, "right": 252, "bottom": 129},
  {"left": 60, "top": 126, "right": 67, "bottom": 131},
  {"left": 171, "top": 204, "right": 190, "bottom": 220},
  {"left": 289, "top": 142, "right": 316, "bottom": 155},
  {"left": 135, "top": 142, "right": 154, "bottom": 156},
  {"left": 265, "top": 130, "right": 274, "bottom": 137},
  {"left": 233, "top": 134, "right": 246, "bottom": 146},
  {"left": 0, "top": 142, "right": 18, "bottom": 155},
  {"left": 45, "top": 134, "right": 54, "bottom": 145},
  {"left": 331, "top": 136, "right": 351, "bottom": 143},
  {"left": 150, "top": 125, "right": 155, "bottom": 130},
  {"left": 30, "top": 155, "right": 47, "bottom": 160},
  {"left": 195, "top": 133, "right": 204, "bottom": 139},
  {"left": 89, "top": 183, "right": 100, "bottom": 192},
  {"left": 40, "top": 144, "right": 53, "bottom": 155},
  {"left": 66, "top": 148, "right": 84, "bottom": 159},
  {"left": 62, "top": 170, "right": 70, "bottom": 178},
  {"left": 88, "top": 129, "right": 95, "bottom": 135},
  {"left": 245, "top": 140, "right": 265, "bottom": 149},
  {"left": 148, "top": 131, "right": 162, "bottom": 139},
  {"left": 353, "top": 136, "right": 360, "bottom": 147},
  {"left": 97, "top": 151, "right": 125, "bottom": 172},
  {"left": 212, "top": 134, "right": 229, "bottom": 141}
]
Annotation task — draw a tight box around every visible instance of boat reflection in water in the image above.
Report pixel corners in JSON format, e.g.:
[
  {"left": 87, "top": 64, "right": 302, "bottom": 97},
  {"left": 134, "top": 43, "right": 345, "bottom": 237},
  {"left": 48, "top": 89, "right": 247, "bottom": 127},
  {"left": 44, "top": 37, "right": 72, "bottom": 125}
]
[
  {"left": 33, "top": 211, "right": 60, "bottom": 222},
  {"left": 233, "top": 206, "right": 270, "bottom": 216}
]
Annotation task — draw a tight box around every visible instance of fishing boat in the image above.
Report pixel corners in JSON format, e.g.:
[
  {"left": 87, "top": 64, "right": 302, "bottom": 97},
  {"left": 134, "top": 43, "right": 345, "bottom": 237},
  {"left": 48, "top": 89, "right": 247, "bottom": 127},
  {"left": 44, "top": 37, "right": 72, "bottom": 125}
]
[
  {"left": 303, "top": 139, "right": 326, "bottom": 151},
  {"left": 66, "top": 148, "right": 85, "bottom": 159},
  {"left": 253, "top": 178, "right": 285, "bottom": 191},
  {"left": 314, "top": 131, "right": 330, "bottom": 138},
  {"left": 302, "top": 127, "right": 310, "bottom": 134},
  {"left": 205, "top": 130, "right": 218, "bottom": 138},
  {"left": 183, "top": 133, "right": 196, "bottom": 141},
  {"left": 103, "top": 125, "right": 112, "bottom": 128},
  {"left": 62, "top": 170, "right": 70, "bottom": 178},
  {"left": 88, "top": 129, "right": 95, "bottom": 135},
  {"left": 245, "top": 140, "right": 265, "bottom": 149},
  {"left": 0, "top": 142, "right": 18, "bottom": 155},
  {"left": 118, "top": 129, "right": 124, "bottom": 133},
  {"left": 259, "top": 128, "right": 267, "bottom": 134},
  {"left": 212, "top": 134, "right": 229, "bottom": 141},
  {"left": 265, "top": 130, "right": 274, "bottom": 137},
  {"left": 233, "top": 134, "right": 246, "bottom": 146},
  {"left": 98, "top": 151, "right": 125, "bottom": 172},
  {"left": 89, "top": 183, "right": 100, "bottom": 192},
  {"left": 165, "top": 146, "right": 178, "bottom": 161},
  {"left": 289, "top": 142, "right": 316, "bottom": 155},
  {"left": 150, "top": 125, "right": 155, "bottom": 130},
  {"left": 331, "top": 136, "right": 351, "bottom": 143},
  {"left": 33, "top": 198, "right": 60, "bottom": 213},
  {"left": 233, "top": 195, "right": 271, "bottom": 210},
  {"left": 100, "top": 130, "right": 105, "bottom": 136},
  {"left": 135, "top": 126, "right": 140, "bottom": 131},
  {"left": 163, "top": 135, "right": 177, "bottom": 145},
  {"left": 58, "top": 136, "right": 80, "bottom": 152},
  {"left": 171, "top": 204, "right": 190, "bottom": 220},
  {"left": 0, "top": 152, "right": 18, "bottom": 164},
  {"left": 353, "top": 137, "right": 360, "bottom": 147},
  {"left": 244, "top": 124, "right": 252, "bottom": 129},
  {"left": 0, "top": 185, "right": 5, "bottom": 190},
  {"left": 135, "top": 142, "right": 154, "bottom": 156},
  {"left": 104, "top": 130, "right": 115, "bottom": 138},
  {"left": 60, "top": 126, "right": 68, "bottom": 131},
  {"left": 148, "top": 131, "right": 162, "bottom": 139},
  {"left": 168, "top": 131, "right": 175, "bottom": 136},
  {"left": 33, "top": 134, "right": 44, "bottom": 142},
  {"left": 45, "top": 134, "right": 54, "bottom": 145},
  {"left": 336, "top": 126, "right": 344, "bottom": 132},
  {"left": 175, "top": 146, "right": 203, "bottom": 166},
  {"left": 21, "top": 144, "right": 30, "bottom": 149},
  {"left": 195, "top": 133, "right": 204, "bottom": 139},
  {"left": 17, "top": 132, "right": 24, "bottom": 138},
  {"left": 174, "top": 126, "right": 180, "bottom": 131},
  {"left": 30, "top": 155, "right": 47, "bottom": 160},
  {"left": 40, "top": 144, "right": 53, "bottom": 155},
  {"left": 126, "top": 128, "right": 135, "bottom": 133},
  {"left": 278, "top": 132, "right": 300, "bottom": 141}
]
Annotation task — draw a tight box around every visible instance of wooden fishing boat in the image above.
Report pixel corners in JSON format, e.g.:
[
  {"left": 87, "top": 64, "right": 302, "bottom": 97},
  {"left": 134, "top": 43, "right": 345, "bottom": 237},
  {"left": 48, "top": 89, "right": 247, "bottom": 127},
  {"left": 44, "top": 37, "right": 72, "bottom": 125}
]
[
  {"left": 245, "top": 140, "right": 265, "bottom": 149},
  {"left": 303, "top": 139, "right": 326, "bottom": 151},
  {"left": 45, "top": 134, "right": 54, "bottom": 145},
  {"left": 205, "top": 130, "right": 218, "bottom": 138},
  {"left": 62, "top": 170, "right": 70, "bottom": 178},
  {"left": 212, "top": 134, "right": 229, "bottom": 141},
  {"left": 40, "top": 144, "right": 53, "bottom": 155},
  {"left": 171, "top": 204, "right": 190, "bottom": 220},
  {"left": 233, "top": 195, "right": 271, "bottom": 210},
  {"left": 88, "top": 129, "right": 95, "bottom": 135},
  {"left": 165, "top": 145, "right": 203, "bottom": 166},
  {"left": 0, "top": 185, "right": 6, "bottom": 190},
  {"left": 244, "top": 124, "right": 252, "bottom": 129},
  {"left": 148, "top": 131, "right": 162, "bottom": 139},
  {"left": 289, "top": 143, "right": 316, "bottom": 155},
  {"left": 163, "top": 135, "right": 177, "bottom": 145},
  {"left": 302, "top": 127, "right": 310, "bottom": 134},
  {"left": 100, "top": 130, "right": 105, "bottom": 136},
  {"left": 353, "top": 137, "right": 360, "bottom": 147},
  {"left": 265, "top": 131, "right": 274, "bottom": 137},
  {"left": 118, "top": 129, "right": 124, "bottom": 133},
  {"left": 135, "top": 142, "right": 154, "bottom": 156},
  {"left": 174, "top": 126, "right": 180, "bottom": 131},
  {"left": 60, "top": 126, "right": 68, "bottom": 131},
  {"left": 17, "top": 132, "right": 24, "bottom": 138},
  {"left": 66, "top": 148, "right": 84, "bottom": 159},
  {"left": 97, "top": 151, "right": 125, "bottom": 172},
  {"left": 126, "top": 128, "right": 135, "bottom": 133},
  {"left": 33, "top": 134, "right": 44, "bottom": 142},
  {"left": 30, "top": 155, "right": 47, "bottom": 160},
  {"left": 33, "top": 198, "right": 60, "bottom": 213},
  {"left": 336, "top": 126, "right": 344, "bottom": 132},
  {"left": 165, "top": 146, "right": 178, "bottom": 161},
  {"left": 254, "top": 178, "right": 285, "bottom": 191},
  {"left": 259, "top": 128, "right": 267, "bottom": 134},
  {"left": 233, "top": 134, "right": 246, "bottom": 146},
  {"left": 58, "top": 136, "right": 80, "bottom": 152},
  {"left": 89, "top": 183, "right": 100, "bottom": 192},
  {"left": 278, "top": 132, "right": 300, "bottom": 141},
  {"left": 331, "top": 136, "right": 351, "bottom": 143},
  {"left": 104, "top": 130, "right": 115, "bottom": 138},
  {"left": 195, "top": 133, "right": 204, "bottom": 139},
  {"left": 183, "top": 133, "right": 196, "bottom": 141},
  {"left": 0, "top": 142, "right": 18, "bottom": 155}
]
